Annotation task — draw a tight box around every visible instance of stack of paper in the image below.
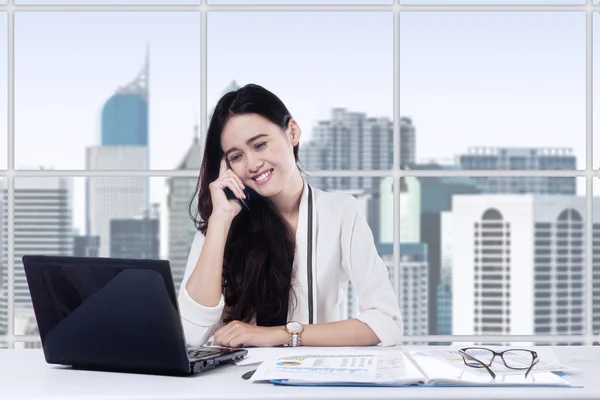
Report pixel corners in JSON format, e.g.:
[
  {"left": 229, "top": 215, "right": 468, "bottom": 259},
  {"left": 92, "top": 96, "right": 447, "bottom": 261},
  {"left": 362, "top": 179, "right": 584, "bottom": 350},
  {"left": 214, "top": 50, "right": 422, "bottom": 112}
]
[{"left": 248, "top": 348, "right": 581, "bottom": 388}]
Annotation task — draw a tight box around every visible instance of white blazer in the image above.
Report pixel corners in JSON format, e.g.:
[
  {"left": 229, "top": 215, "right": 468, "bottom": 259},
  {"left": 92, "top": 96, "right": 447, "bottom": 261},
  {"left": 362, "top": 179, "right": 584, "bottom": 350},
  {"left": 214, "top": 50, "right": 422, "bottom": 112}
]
[{"left": 177, "top": 180, "right": 404, "bottom": 347}]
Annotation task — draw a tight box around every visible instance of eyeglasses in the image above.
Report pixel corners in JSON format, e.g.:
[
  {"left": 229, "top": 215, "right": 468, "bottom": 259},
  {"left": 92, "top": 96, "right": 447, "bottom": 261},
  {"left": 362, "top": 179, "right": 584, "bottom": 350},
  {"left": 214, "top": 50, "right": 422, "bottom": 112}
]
[{"left": 458, "top": 347, "right": 539, "bottom": 379}]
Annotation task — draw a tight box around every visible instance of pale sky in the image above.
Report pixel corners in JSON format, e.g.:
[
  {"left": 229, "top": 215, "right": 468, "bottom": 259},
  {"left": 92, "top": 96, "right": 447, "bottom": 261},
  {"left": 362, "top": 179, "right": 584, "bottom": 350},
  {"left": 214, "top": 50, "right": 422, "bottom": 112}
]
[
  {"left": 1, "top": 13, "right": 6, "bottom": 170},
  {"left": 400, "top": 11, "right": 587, "bottom": 169},
  {"left": 2, "top": 10, "right": 598, "bottom": 234}
]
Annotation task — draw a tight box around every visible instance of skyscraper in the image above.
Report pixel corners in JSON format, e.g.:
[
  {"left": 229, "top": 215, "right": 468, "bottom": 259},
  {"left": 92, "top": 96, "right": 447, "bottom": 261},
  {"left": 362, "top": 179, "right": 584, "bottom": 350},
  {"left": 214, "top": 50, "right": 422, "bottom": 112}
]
[
  {"left": 299, "top": 108, "right": 394, "bottom": 243},
  {"left": 400, "top": 117, "right": 416, "bottom": 168},
  {"left": 459, "top": 147, "right": 577, "bottom": 195},
  {"left": 381, "top": 169, "right": 480, "bottom": 334},
  {"left": 0, "top": 180, "right": 5, "bottom": 335},
  {"left": 101, "top": 46, "right": 149, "bottom": 147},
  {"left": 167, "top": 123, "right": 203, "bottom": 293},
  {"left": 450, "top": 195, "right": 597, "bottom": 335},
  {"left": 370, "top": 243, "right": 428, "bottom": 336},
  {"left": 86, "top": 147, "right": 148, "bottom": 257},
  {"left": 86, "top": 48, "right": 150, "bottom": 256},
  {"left": 1, "top": 177, "right": 73, "bottom": 335},
  {"left": 110, "top": 204, "right": 160, "bottom": 260}
]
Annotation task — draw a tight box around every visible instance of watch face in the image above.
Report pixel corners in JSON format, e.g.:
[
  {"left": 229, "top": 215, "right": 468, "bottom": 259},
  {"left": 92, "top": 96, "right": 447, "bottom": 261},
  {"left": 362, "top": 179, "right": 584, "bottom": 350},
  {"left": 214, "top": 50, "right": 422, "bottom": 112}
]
[{"left": 287, "top": 321, "right": 303, "bottom": 333}]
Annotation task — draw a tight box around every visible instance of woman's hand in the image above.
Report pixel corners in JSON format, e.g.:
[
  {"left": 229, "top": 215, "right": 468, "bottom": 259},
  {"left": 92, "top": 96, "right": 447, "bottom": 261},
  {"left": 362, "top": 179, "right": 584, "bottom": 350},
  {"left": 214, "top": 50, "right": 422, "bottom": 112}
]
[
  {"left": 209, "top": 157, "right": 246, "bottom": 221},
  {"left": 212, "top": 320, "right": 288, "bottom": 348}
]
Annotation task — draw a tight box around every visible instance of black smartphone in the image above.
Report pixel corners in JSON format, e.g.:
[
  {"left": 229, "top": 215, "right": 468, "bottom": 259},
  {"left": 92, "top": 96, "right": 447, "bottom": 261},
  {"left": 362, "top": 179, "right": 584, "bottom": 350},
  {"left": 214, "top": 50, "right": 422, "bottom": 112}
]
[
  {"left": 224, "top": 187, "right": 250, "bottom": 211},
  {"left": 223, "top": 158, "right": 250, "bottom": 211}
]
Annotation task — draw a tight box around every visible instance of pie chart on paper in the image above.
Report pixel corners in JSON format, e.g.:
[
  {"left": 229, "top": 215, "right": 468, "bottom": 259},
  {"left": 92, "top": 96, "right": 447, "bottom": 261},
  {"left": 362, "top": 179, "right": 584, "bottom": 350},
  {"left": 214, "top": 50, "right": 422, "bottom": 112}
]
[{"left": 277, "top": 361, "right": 302, "bottom": 367}]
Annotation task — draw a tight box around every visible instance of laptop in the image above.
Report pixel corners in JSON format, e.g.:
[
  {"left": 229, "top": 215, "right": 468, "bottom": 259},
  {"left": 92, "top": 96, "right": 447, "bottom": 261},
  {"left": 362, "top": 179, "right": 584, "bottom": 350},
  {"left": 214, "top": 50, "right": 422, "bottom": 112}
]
[{"left": 22, "top": 254, "right": 247, "bottom": 376}]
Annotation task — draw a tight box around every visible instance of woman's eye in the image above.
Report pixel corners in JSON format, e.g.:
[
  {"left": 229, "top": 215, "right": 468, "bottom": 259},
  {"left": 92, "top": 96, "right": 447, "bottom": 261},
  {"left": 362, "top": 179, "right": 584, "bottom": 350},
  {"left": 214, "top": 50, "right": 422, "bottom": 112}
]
[
  {"left": 229, "top": 155, "right": 241, "bottom": 162},
  {"left": 256, "top": 142, "right": 267, "bottom": 149}
]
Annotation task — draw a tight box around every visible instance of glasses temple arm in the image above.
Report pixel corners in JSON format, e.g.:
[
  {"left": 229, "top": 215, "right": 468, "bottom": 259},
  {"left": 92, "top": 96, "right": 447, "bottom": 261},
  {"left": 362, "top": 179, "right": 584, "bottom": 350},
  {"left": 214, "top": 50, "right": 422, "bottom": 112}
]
[
  {"left": 459, "top": 350, "right": 496, "bottom": 379},
  {"left": 525, "top": 354, "right": 539, "bottom": 379}
]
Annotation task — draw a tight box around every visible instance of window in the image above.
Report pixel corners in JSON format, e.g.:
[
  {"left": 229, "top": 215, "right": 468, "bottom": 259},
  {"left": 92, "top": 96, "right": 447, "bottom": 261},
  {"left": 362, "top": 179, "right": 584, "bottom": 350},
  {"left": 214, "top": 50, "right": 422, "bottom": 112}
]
[
  {"left": 404, "top": 177, "right": 590, "bottom": 337},
  {"left": 0, "top": 0, "right": 596, "bottom": 349},
  {"left": 0, "top": 12, "right": 5, "bottom": 169},
  {"left": 15, "top": 11, "right": 200, "bottom": 170},
  {"left": 400, "top": 11, "right": 584, "bottom": 170}
]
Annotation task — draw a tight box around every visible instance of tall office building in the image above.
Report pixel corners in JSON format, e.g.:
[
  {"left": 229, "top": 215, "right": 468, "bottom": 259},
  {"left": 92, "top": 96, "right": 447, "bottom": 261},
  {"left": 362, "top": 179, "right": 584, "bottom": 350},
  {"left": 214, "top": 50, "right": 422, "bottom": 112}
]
[
  {"left": 593, "top": 221, "right": 600, "bottom": 335},
  {"left": 380, "top": 169, "right": 480, "bottom": 334},
  {"left": 360, "top": 243, "right": 428, "bottom": 336},
  {"left": 437, "top": 211, "right": 454, "bottom": 335},
  {"left": 299, "top": 108, "right": 395, "bottom": 243},
  {"left": 450, "top": 195, "right": 597, "bottom": 335},
  {"left": 86, "top": 49, "right": 151, "bottom": 257},
  {"left": 0, "top": 179, "right": 5, "bottom": 335},
  {"left": 110, "top": 204, "right": 160, "bottom": 259},
  {"left": 73, "top": 235, "right": 100, "bottom": 257},
  {"left": 0, "top": 294, "right": 6, "bottom": 336},
  {"left": 167, "top": 125, "right": 204, "bottom": 293},
  {"left": 400, "top": 117, "right": 416, "bottom": 168},
  {"left": 86, "top": 146, "right": 148, "bottom": 257},
  {"left": 1, "top": 177, "right": 73, "bottom": 334},
  {"left": 101, "top": 46, "right": 149, "bottom": 147},
  {"left": 459, "top": 147, "right": 576, "bottom": 195}
]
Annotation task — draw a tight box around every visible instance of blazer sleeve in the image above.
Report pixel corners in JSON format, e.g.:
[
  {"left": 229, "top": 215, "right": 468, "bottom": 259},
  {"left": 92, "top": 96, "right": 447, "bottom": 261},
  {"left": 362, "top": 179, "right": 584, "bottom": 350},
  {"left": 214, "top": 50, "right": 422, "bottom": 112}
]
[
  {"left": 340, "top": 196, "right": 404, "bottom": 346},
  {"left": 177, "top": 230, "right": 226, "bottom": 347}
]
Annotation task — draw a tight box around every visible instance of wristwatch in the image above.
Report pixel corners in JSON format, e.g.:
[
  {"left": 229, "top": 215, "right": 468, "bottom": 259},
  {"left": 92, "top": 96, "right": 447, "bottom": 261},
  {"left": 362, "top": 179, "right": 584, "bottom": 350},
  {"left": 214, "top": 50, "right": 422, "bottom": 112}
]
[{"left": 285, "top": 321, "right": 304, "bottom": 347}]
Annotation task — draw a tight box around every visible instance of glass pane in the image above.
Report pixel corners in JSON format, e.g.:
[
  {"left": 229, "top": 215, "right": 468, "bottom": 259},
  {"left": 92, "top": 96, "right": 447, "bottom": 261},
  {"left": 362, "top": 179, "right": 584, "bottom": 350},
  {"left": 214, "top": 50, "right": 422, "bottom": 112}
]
[
  {"left": 305, "top": 176, "right": 397, "bottom": 324},
  {"left": 16, "top": 12, "right": 201, "bottom": 170},
  {"left": 0, "top": 13, "right": 6, "bottom": 170},
  {"left": 12, "top": 176, "right": 181, "bottom": 335},
  {"left": 595, "top": 13, "right": 600, "bottom": 169},
  {"left": 593, "top": 179, "right": 600, "bottom": 335},
  {"left": 209, "top": 0, "right": 390, "bottom": 3},
  {"left": 0, "top": 178, "right": 6, "bottom": 336},
  {"left": 399, "top": 176, "right": 586, "bottom": 335},
  {"left": 17, "top": 0, "right": 199, "bottom": 4},
  {"left": 400, "top": 12, "right": 584, "bottom": 170},
  {"left": 208, "top": 11, "right": 393, "bottom": 171}
]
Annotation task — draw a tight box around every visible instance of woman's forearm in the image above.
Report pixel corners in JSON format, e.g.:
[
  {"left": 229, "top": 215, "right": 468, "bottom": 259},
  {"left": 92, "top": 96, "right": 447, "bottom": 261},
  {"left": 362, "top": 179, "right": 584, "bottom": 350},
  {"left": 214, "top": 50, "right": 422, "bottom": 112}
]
[
  {"left": 185, "top": 214, "right": 232, "bottom": 307},
  {"left": 273, "top": 319, "right": 381, "bottom": 347}
]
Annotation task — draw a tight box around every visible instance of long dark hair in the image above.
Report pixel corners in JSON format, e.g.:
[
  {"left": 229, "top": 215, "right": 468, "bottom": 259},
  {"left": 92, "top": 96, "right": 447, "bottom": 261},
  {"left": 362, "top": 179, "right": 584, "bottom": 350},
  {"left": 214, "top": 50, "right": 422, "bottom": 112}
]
[{"left": 189, "top": 83, "right": 301, "bottom": 325}]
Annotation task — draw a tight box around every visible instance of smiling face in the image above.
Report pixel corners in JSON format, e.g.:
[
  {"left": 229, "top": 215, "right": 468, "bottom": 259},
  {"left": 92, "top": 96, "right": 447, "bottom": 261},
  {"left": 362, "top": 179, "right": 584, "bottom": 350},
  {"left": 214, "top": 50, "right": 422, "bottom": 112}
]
[{"left": 221, "top": 113, "right": 301, "bottom": 197}]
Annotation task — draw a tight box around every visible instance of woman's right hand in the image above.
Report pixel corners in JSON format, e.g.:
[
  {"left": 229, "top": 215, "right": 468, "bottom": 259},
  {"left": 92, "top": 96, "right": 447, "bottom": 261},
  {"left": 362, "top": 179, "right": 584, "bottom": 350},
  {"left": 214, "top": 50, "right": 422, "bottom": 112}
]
[{"left": 209, "top": 157, "right": 246, "bottom": 221}]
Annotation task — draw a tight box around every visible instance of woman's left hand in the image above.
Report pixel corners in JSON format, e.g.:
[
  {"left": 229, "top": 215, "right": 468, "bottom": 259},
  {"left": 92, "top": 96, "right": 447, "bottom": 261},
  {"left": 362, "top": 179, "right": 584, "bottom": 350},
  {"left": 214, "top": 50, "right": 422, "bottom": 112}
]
[{"left": 212, "top": 320, "right": 288, "bottom": 348}]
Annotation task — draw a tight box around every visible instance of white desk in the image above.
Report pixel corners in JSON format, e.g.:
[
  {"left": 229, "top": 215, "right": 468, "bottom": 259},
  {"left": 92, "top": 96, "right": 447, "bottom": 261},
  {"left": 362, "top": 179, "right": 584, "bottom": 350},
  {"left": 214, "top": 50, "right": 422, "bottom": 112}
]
[{"left": 0, "top": 346, "right": 598, "bottom": 400}]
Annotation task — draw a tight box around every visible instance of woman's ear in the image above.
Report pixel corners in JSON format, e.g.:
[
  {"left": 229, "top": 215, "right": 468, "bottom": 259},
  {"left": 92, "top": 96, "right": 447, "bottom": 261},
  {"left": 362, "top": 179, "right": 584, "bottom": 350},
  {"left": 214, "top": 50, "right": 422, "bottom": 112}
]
[{"left": 288, "top": 118, "right": 302, "bottom": 146}]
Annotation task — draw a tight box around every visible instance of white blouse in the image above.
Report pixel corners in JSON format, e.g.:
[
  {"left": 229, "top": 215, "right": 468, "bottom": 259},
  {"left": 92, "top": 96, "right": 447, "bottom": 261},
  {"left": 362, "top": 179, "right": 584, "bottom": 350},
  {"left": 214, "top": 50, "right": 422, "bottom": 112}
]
[{"left": 177, "top": 180, "right": 404, "bottom": 347}]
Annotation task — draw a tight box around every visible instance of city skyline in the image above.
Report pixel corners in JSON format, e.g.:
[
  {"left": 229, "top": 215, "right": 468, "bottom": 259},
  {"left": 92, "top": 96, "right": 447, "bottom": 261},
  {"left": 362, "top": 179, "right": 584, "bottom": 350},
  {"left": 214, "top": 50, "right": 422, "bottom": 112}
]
[
  {"left": 4, "top": 11, "right": 592, "bottom": 173},
  {"left": 5, "top": 175, "right": 600, "bottom": 261},
  {"left": 2, "top": 5, "right": 600, "bottom": 344},
  {"left": 3, "top": 175, "right": 599, "bottom": 336}
]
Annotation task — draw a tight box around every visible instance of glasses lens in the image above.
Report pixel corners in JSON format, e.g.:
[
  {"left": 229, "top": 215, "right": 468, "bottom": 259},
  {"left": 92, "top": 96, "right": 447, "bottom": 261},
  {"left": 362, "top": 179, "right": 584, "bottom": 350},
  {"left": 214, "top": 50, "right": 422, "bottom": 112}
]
[
  {"left": 502, "top": 350, "right": 534, "bottom": 369},
  {"left": 463, "top": 348, "right": 494, "bottom": 367}
]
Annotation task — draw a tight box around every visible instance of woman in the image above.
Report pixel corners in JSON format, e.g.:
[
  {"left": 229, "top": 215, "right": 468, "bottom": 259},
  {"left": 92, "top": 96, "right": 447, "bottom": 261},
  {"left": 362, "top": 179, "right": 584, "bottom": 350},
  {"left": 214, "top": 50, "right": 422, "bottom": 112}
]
[{"left": 178, "top": 83, "right": 403, "bottom": 348}]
